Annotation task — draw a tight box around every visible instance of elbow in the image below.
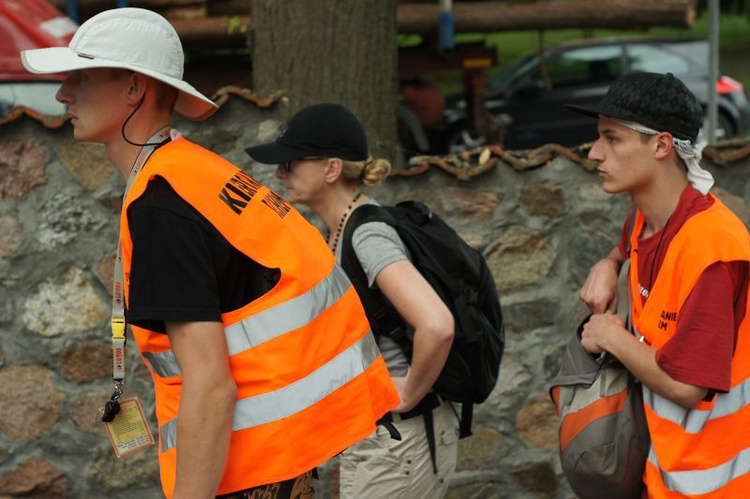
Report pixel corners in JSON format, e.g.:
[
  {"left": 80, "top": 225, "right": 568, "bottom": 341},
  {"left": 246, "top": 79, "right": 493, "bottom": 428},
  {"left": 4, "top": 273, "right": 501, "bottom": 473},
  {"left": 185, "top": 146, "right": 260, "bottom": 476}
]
[
  {"left": 223, "top": 378, "right": 238, "bottom": 405},
  {"left": 665, "top": 384, "right": 708, "bottom": 409},
  {"left": 209, "top": 376, "right": 238, "bottom": 410},
  {"left": 435, "top": 310, "right": 455, "bottom": 346}
]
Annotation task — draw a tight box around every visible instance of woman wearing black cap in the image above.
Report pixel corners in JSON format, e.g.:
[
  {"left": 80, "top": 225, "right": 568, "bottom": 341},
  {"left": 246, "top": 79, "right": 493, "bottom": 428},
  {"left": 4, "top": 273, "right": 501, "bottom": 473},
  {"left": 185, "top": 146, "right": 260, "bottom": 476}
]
[{"left": 246, "top": 103, "right": 459, "bottom": 499}]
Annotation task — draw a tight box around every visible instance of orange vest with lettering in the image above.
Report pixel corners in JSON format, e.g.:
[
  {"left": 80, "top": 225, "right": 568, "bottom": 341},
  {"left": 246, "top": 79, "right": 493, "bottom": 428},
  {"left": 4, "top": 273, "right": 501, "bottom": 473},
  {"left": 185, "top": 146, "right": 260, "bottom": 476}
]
[
  {"left": 629, "top": 197, "right": 750, "bottom": 498},
  {"left": 120, "top": 138, "right": 399, "bottom": 498}
]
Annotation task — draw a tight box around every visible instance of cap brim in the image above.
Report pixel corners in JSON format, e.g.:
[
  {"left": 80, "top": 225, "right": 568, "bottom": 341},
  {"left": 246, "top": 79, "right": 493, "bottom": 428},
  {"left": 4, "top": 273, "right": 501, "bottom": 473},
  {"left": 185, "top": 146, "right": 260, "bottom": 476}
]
[
  {"left": 21, "top": 47, "right": 218, "bottom": 121},
  {"left": 244, "top": 141, "right": 314, "bottom": 165},
  {"left": 563, "top": 103, "right": 603, "bottom": 118}
]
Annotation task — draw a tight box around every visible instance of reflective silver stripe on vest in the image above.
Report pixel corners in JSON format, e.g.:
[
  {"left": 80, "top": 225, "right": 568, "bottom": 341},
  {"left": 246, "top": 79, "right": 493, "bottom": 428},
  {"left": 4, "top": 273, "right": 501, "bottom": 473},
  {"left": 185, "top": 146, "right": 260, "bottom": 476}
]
[
  {"left": 643, "top": 378, "right": 750, "bottom": 434},
  {"left": 160, "top": 331, "right": 380, "bottom": 452},
  {"left": 143, "top": 265, "right": 352, "bottom": 377},
  {"left": 160, "top": 418, "right": 177, "bottom": 452},
  {"left": 142, "top": 350, "right": 181, "bottom": 378},
  {"left": 650, "top": 445, "right": 750, "bottom": 495},
  {"left": 224, "top": 265, "right": 352, "bottom": 355}
]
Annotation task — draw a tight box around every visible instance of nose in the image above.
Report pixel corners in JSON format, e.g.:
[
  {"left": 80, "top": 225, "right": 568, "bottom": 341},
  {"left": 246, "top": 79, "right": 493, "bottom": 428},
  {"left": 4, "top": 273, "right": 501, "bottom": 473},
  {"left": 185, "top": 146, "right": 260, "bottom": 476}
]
[
  {"left": 56, "top": 75, "right": 74, "bottom": 105},
  {"left": 588, "top": 139, "right": 604, "bottom": 163}
]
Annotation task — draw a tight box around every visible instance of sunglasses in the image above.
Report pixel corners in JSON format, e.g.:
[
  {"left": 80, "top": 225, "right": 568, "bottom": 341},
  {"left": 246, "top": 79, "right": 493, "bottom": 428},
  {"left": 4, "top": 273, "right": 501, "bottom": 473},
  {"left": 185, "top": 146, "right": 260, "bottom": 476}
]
[{"left": 280, "top": 156, "right": 327, "bottom": 173}]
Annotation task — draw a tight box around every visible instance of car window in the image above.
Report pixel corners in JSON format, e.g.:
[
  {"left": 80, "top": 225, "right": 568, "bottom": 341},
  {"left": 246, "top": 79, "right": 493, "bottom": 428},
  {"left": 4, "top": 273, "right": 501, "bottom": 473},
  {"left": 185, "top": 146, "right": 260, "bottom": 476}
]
[
  {"left": 487, "top": 54, "right": 536, "bottom": 93},
  {"left": 529, "top": 45, "right": 622, "bottom": 89},
  {"left": 626, "top": 44, "right": 691, "bottom": 76}
]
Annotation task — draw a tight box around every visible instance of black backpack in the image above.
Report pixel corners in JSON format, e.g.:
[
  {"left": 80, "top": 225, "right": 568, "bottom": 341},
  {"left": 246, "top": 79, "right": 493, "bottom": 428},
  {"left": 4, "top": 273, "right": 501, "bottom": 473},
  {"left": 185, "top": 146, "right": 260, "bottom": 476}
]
[{"left": 341, "top": 200, "right": 505, "bottom": 439}]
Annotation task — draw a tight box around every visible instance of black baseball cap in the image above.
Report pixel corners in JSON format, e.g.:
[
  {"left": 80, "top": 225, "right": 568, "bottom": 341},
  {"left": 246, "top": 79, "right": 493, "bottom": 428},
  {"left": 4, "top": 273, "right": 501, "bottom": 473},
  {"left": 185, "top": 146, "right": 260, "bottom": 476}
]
[
  {"left": 565, "top": 72, "right": 703, "bottom": 142},
  {"left": 245, "top": 103, "right": 368, "bottom": 164}
]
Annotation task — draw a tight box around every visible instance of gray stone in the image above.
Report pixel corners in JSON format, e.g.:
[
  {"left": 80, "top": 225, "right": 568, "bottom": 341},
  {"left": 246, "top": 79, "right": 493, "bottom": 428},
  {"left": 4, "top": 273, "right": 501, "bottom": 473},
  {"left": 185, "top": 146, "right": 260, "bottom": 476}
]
[
  {"left": 22, "top": 267, "right": 109, "bottom": 337},
  {"left": 0, "top": 365, "right": 62, "bottom": 441},
  {"left": 57, "top": 141, "right": 114, "bottom": 191},
  {"left": 37, "top": 191, "right": 109, "bottom": 249},
  {"left": 0, "top": 139, "right": 48, "bottom": 200},
  {"left": 0, "top": 456, "right": 67, "bottom": 497},
  {"left": 519, "top": 182, "right": 567, "bottom": 218},
  {"left": 504, "top": 298, "right": 559, "bottom": 333},
  {"left": 0, "top": 213, "right": 24, "bottom": 258},
  {"left": 485, "top": 225, "right": 556, "bottom": 292}
]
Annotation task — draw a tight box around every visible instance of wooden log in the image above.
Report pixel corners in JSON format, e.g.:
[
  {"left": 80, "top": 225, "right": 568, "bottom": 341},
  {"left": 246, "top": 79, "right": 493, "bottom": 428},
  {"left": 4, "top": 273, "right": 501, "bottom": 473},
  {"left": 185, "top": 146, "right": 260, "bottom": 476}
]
[
  {"left": 170, "top": 15, "right": 251, "bottom": 49},
  {"left": 47, "top": 0, "right": 694, "bottom": 48},
  {"left": 397, "top": 0, "right": 696, "bottom": 33}
]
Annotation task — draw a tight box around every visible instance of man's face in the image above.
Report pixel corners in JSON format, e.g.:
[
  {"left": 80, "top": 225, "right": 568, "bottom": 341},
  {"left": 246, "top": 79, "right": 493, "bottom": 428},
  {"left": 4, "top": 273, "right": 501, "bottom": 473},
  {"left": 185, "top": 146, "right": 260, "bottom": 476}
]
[
  {"left": 588, "top": 116, "right": 657, "bottom": 194},
  {"left": 56, "top": 68, "right": 132, "bottom": 144}
]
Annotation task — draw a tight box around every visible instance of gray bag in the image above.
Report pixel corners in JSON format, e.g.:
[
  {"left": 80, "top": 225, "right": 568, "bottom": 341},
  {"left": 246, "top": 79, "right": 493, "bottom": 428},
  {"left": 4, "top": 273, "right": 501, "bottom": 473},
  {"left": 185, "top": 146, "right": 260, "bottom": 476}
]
[{"left": 549, "top": 316, "right": 650, "bottom": 499}]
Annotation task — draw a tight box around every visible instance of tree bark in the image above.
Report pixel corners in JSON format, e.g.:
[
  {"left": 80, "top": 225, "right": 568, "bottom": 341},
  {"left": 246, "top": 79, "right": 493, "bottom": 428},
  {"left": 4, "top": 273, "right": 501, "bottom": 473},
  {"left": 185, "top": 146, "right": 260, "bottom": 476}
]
[{"left": 252, "top": 0, "right": 398, "bottom": 162}]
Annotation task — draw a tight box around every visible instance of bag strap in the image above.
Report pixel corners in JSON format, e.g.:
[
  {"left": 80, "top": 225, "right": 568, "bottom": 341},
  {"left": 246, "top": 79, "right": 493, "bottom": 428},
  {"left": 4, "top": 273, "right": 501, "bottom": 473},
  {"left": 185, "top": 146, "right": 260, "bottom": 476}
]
[{"left": 340, "top": 205, "right": 410, "bottom": 350}]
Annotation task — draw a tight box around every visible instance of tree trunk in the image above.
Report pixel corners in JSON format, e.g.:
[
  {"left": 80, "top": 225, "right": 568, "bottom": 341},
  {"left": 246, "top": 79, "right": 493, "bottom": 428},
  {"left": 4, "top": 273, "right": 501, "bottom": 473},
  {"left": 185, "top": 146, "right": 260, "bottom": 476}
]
[{"left": 252, "top": 0, "right": 398, "bottom": 162}]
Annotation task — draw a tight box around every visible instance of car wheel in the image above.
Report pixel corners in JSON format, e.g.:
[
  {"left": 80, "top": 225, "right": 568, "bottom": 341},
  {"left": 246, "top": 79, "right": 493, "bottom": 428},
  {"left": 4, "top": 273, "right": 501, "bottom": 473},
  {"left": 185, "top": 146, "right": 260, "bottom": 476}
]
[
  {"left": 716, "top": 112, "right": 735, "bottom": 140},
  {"left": 703, "top": 112, "right": 736, "bottom": 141},
  {"left": 444, "top": 122, "right": 486, "bottom": 154}
]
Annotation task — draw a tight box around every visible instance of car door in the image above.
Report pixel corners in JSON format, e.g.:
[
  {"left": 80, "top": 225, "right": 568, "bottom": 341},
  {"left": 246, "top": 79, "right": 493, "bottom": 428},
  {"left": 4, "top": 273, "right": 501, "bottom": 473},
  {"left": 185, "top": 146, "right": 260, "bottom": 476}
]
[{"left": 495, "top": 44, "right": 623, "bottom": 149}]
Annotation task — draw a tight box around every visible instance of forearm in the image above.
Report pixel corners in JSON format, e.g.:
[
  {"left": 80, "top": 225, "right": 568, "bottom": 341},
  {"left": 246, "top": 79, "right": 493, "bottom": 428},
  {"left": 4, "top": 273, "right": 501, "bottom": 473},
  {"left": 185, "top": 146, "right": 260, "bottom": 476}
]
[
  {"left": 400, "top": 323, "right": 453, "bottom": 409},
  {"left": 580, "top": 246, "right": 626, "bottom": 314},
  {"left": 603, "top": 245, "right": 625, "bottom": 272},
  {"left": 173, "top": 377, "right": 237, "bottom": 498},
  {"left": 167, "top": 320, "right": 238, "bottom": 499},
  {"left": 601, "top": 327, "right": 707, "bottom": 408}
]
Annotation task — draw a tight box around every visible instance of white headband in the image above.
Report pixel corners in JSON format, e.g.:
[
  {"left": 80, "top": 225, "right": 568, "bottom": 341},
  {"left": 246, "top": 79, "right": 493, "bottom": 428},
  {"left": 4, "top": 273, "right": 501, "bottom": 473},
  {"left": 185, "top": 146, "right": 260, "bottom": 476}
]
[{"left": 609, "top": 117, "right": 713, "bottom": 195}]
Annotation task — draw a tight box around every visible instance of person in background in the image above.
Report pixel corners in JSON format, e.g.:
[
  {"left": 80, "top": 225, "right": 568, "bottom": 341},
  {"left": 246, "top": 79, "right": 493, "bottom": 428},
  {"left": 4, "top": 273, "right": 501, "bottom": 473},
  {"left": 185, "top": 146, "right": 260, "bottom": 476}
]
[
  {"left": 245, "top": 103, "right": 459, "bottom": 499},
  {"left": 21, "top": 9, "right": 398, "bottom": 499},
  {"left": 570, "top": 72, "right": 750, "bottom": 497}
]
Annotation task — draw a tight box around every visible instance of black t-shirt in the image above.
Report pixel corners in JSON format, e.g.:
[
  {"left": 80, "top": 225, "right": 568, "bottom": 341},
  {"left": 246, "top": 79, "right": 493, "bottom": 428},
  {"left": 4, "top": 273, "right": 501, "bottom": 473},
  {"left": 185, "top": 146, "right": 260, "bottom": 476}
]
[{"left": 126, "top": 176, "right": 279, "bottom": 333}]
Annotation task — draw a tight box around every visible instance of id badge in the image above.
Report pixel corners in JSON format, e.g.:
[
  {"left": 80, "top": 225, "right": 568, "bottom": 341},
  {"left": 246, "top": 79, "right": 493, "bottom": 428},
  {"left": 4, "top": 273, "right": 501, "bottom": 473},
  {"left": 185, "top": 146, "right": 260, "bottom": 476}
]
[{"left": 100, "top": 397, "right": 155, "bottom": 458}]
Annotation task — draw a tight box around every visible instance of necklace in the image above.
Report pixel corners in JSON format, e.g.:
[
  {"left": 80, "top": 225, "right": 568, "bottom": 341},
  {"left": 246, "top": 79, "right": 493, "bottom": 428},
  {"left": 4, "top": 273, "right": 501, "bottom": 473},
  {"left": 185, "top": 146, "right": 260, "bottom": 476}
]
[{"left": 329, "top": 191, "right": 362, "bottom": 254}]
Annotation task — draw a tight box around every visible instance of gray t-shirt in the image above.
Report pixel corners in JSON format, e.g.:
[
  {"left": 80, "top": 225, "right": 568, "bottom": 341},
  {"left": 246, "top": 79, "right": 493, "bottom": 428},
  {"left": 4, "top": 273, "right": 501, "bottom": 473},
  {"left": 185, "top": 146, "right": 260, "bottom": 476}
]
[{"left": 335, "top": 201, "right": 410, "bottom": 377}]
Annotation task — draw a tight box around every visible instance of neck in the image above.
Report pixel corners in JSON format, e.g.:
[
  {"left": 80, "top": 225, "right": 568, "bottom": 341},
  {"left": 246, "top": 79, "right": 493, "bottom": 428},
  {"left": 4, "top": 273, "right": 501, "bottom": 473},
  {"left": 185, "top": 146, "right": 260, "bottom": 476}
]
[
  {"left": 107, "top": 122, "right": 172, "bottom": 179},
  {"left": 632, "top": 178, "right": 687, "bottom": 237},
  {"left": 318, "top": 189, "right": 365, "bottom": 253}
]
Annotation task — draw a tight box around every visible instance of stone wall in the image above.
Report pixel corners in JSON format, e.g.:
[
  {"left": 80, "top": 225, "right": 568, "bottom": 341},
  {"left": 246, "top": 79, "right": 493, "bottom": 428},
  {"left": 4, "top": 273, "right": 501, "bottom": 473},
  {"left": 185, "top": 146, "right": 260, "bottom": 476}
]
[{"left": 1, "top": 97, "right": 749, "bottom": 498}]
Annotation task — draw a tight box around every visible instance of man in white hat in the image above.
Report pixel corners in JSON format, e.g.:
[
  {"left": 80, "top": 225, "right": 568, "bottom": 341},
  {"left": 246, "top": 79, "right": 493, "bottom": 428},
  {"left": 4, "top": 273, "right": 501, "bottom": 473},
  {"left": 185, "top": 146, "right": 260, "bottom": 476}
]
[{"left": 21, "top": 7, "right": 398, "bottom": 499}]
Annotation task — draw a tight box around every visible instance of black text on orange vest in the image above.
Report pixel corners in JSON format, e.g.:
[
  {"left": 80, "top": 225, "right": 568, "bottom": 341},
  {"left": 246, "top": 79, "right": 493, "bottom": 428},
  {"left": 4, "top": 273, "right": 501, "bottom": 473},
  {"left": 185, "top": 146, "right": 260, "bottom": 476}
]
[
  {"left": 658, "top": 310, "right": 678, "bottom": 331},
  {"left": 262, "top": 190, "right": 292, "bottom": 219},
  {"left": 219, "top": 171, "right": 262, "bottom": 215}
]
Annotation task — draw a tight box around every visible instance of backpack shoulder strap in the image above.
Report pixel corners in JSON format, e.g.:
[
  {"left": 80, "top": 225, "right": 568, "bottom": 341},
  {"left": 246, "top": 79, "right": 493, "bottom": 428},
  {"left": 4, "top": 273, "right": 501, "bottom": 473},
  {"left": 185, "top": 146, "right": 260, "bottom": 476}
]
[{"left": 341, "top": 204, "right": 407, "bottom": 345}]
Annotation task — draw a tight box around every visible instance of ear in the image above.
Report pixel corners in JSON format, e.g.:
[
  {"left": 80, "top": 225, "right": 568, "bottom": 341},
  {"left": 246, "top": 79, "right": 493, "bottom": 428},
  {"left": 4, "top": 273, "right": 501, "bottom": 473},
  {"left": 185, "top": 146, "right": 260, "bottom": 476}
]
[
  {"left": 654, "top": 132, "right": 674, "bottom": 160},
  {"left": 323, "top": 158, "right": 344, "bottom": 184},
  {"left": 125, "top": 72, "right": 147, "bottom": 105}
]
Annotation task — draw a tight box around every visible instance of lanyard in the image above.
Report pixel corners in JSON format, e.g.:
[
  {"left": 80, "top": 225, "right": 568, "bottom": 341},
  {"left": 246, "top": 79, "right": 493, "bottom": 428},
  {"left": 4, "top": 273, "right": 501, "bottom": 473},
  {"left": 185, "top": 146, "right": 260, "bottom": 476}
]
[{"left": 107, "top": 128, "right": 176, "bottom": 410}]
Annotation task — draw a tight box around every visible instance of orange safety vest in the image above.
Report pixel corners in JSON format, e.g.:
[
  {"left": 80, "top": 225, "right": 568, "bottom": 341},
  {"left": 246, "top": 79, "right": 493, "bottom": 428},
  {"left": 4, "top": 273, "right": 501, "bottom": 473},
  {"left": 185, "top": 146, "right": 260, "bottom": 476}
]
[
  {"left": 629, "top": 197, "right": 750, "bottom": 498},
  {"left": 119, "top": 138, "right": 399, "bottom": 498}
]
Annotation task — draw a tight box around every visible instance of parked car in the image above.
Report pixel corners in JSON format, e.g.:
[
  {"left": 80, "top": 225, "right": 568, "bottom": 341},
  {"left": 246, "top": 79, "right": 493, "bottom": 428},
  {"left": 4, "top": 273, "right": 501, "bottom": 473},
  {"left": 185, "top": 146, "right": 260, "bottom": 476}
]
[
  {"left": 438, "top": 38, "right": 750, "bottom": 152},
  {"left": 0, "top": 0, "right": 75, "bottom": 118}
]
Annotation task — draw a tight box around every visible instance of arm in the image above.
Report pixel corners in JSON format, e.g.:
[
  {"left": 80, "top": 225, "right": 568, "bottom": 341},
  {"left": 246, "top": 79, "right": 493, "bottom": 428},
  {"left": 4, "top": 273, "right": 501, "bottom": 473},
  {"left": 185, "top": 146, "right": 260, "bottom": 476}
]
[
  {"left": 167, "top": 320, "right": 237, "bottom": 499},
  {"left": 579, "top": 246, "right": 626, "bottom": 314},
  {"left": 375, "top": 260, "right": 454, "bottom": 412},
  {"left": 580, "top": 313, "right": 708, "bottom": 408}
]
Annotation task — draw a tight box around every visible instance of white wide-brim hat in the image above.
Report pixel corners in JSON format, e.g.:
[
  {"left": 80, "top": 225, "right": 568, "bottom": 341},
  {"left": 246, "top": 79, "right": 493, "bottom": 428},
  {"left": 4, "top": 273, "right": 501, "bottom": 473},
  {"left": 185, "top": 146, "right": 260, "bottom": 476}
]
[{"left": 21, "top": 7, "right": 218, "bottom": 121}]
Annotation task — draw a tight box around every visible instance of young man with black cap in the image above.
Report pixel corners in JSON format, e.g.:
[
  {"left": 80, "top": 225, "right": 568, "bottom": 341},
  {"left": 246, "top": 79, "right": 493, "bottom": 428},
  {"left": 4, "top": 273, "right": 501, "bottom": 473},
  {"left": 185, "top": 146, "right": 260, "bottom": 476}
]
[
  {"left": 570, "top": 72, "right": 750, "bottom": 496},
  {"left": 246, "top": 103, "right": 459, "bottom": 499},
  {"left": 20, "top": 8, "right": 398, "bottom": 499}
]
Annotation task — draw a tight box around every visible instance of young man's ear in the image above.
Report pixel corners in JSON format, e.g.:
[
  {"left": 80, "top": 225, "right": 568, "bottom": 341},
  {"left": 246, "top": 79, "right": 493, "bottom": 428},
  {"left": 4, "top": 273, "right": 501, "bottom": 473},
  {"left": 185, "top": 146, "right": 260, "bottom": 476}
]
[
  {"left": 654, "top": 132, "right": 674, "bottom": 159},
  {"left": 125, "top": 71, "right": 147, "bottom": 104},
  {"left": 323, "top": 158, "right": 344, "bottom": 184}
]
